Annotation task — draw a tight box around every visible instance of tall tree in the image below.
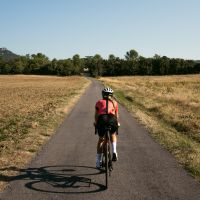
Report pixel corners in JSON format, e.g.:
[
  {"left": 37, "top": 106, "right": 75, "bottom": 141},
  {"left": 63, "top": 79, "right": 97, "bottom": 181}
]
[
  {"left": 125, "top": 49, "right": 139, "bottom": 75},
  {"left": 29, "top": 53, "right": 50, "bottom": 74},
  {"left": 72, "top": 54, "right": 82, "bottom": 74},
  {"left": 93, "top": 54, "right": 103, "bottom": 76},
  {"left": 125, "top": 49, "right": 139, "bottom": 61}
]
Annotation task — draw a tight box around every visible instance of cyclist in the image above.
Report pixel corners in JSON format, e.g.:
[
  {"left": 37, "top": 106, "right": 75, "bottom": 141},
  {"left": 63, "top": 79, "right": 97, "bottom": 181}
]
[{"left": 94, "top": 87, "right": 120, "bottom": 168}]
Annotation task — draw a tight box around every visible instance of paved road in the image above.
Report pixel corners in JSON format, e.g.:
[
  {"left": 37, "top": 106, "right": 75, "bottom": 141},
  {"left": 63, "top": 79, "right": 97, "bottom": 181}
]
[{"left": 1, "top": 78, "right": 200, "bottom": 200}]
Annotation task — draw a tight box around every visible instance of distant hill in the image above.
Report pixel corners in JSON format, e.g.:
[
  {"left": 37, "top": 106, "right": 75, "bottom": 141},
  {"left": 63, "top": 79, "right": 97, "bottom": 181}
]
[{"left": 0, "top": 48, "right": 19, "bottom": 61}]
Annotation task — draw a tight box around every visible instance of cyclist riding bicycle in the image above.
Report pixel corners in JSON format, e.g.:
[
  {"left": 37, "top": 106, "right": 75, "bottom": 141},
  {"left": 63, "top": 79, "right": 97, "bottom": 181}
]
[{"left": 94, "top": 87, "right": 120, "bottom": 169}]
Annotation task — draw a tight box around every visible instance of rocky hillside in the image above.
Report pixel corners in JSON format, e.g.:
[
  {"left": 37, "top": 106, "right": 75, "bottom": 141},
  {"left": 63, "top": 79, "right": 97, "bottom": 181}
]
[{"left": 0, "top": 48, "right": 19, "bottom": 61}]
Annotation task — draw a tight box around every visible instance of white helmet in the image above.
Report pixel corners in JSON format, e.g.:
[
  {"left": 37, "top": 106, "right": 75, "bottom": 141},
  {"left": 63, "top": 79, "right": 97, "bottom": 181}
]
[{"left": 102, "top": 87, "right": 113, "bottom": 98}]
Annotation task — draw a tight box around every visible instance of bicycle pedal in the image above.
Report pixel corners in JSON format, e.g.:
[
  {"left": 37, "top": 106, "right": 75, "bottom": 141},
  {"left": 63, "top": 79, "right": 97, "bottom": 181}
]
[{"left": 108, "top": 163, "right": 113, "bottom": 171}]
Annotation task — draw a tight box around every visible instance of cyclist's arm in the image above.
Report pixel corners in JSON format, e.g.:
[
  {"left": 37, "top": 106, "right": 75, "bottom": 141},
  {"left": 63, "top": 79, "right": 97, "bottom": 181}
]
[
  {"left": 117, "top": 112, "right": 119, "bottom": 122},
  {"left": 116, "top": 103, "right": 120, "bottom": 126},
  {"left": 95, "top": 110, "right": 99, "bottom": 124},
  {"left": 94, "top": 103, "right": 100, "bottom": 124}
]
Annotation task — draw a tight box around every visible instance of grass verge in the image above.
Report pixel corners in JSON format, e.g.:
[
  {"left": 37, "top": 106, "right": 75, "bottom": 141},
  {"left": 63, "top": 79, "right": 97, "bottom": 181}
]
[
  {"left": 0, "top": 75, "right": 91, "bottom": 191},
  {"left": 100, "top": 75, "right": 200, "bottom": 182}
]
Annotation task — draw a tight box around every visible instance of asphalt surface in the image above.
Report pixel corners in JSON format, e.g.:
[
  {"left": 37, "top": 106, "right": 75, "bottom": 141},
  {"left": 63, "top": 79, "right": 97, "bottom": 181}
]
[{"left": 1, "top": 78, "right": 200, "bottom": 200}]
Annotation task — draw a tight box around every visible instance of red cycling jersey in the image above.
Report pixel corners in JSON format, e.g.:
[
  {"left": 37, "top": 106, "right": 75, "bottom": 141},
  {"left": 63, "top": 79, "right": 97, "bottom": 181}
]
[{"left": 95, "top": 99, "right": 118, "bottom": 116}]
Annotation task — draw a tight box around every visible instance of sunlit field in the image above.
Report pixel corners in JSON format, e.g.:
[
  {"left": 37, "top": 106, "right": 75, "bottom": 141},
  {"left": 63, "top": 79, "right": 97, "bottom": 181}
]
[
  {"left": 0, "top": 75, "right": 90, "bottom": 190},
  {"left": 101, "top": 75, "right": 200, "bottom": 181}
]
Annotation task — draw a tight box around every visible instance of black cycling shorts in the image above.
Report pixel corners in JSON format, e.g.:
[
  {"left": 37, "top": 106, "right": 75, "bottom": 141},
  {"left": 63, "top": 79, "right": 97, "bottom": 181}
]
[{"left": 96, "top": 114, "right": 118, "bottom": 137}]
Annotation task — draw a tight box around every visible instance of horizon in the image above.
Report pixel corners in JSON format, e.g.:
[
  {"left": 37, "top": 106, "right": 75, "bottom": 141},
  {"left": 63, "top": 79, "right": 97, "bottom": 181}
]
[
  {"left": 1, "top": 46, "right": 200, "bottom": 61},
  {"left": 1, "top": 0, "right": 200, "bottom": 60}
]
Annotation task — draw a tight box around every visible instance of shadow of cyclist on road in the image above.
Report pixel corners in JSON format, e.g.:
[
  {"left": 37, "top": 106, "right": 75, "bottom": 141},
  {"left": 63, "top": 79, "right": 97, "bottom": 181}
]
[{"left": 0, "top": 165, "right": 106, "bottom": 194}]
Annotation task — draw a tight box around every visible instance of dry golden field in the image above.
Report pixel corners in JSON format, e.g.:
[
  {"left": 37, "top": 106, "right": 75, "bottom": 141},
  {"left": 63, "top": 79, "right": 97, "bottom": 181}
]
[
  {"left": 0, "top": 75, "right": 90, "bottom": 190},
  {"left": 101, "top": 75, "right": 200, "bottom": 181}
]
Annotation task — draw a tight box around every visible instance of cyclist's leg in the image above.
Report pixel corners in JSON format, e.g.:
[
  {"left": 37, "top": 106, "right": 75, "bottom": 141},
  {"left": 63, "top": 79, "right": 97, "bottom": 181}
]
[
  {"left": 111, "top": 133, "right": 117, "bottom": 153},
  {"left": 96, "top": 115, "right": 107, "bottom": 168},
  {"left": 96, "top": 126, "right": 106, "bottom": 168},
  {"left": 111, "top": 132, "right": 117, "bottom": 142},
  {"left": 108, "top": 115, "right": 118, "bottom": 161},
  {"left": 96, "top": 137, "right": 104, "bottom": 168},
  {"left": 110, "top": 132, "right": 118, "bottom": 161},
  {"left": 97, "top": 137, "right": 104, "bottom": 153}
]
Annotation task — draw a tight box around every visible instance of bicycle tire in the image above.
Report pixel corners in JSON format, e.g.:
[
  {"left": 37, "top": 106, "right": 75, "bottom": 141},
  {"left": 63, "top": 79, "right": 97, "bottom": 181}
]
[
  {"left": 105, "top": 135, "right": 108, "bottom": 188},
  {"left": 108, "top": 144, "right": 112, "bottom": 176}
]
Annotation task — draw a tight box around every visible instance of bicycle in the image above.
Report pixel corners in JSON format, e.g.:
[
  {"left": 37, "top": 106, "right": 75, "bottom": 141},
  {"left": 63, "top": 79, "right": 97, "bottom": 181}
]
[
  {"left": 95, "top": 125, "right": 113, "bottom": 189},
  {"left": 103, "top": 126, "right": 113, "bottom": 189},
  {"left": 95, "top": 97, "right": 119, "bottom": 189}
]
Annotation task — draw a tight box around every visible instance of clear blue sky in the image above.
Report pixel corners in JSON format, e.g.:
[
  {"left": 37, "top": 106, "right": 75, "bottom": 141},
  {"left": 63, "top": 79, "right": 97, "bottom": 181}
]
[{"left": 1, "top": 0, "right": 200, "bottom": 60}]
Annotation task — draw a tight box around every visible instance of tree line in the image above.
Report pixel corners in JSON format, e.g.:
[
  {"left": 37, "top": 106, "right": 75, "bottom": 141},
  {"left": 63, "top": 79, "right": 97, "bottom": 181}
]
[{"left": 0, "top": 49, "right": 199, "bottom": 76}]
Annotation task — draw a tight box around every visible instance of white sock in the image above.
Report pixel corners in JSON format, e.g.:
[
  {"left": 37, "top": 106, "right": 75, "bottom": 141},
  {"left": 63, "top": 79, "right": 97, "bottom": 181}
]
[
  {"left": 96, "top": 153, "right": 102, "bottom": 165},
  {"left": 112, "top": 142, "right": 117, "bottom": 154}
]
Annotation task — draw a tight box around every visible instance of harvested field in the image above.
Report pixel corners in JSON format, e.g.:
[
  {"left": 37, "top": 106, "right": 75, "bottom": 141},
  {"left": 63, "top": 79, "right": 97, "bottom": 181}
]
[
  {"left": 101, "top": 75, "right": 200, "bottom": 181},
  {"left": 0, "top": 75, "right": 90, "bottom": 191}
]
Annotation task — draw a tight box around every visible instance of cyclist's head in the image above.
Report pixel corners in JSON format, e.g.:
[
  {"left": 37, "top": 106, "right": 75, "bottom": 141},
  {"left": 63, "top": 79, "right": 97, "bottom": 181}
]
[{"left": 102, "top": 87, "right": 113, "bottom": 99}]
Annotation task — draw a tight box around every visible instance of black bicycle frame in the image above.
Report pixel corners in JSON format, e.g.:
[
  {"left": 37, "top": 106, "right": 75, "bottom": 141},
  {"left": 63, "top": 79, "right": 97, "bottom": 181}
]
[{"left": 105, "top": 127, "right": 112, "bottom": 188}]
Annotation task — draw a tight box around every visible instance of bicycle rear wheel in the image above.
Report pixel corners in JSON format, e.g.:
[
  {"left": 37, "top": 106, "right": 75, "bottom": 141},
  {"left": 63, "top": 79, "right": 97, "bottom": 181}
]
[{"left": 105, "top": 139, "right": 108, "bottom": 188}]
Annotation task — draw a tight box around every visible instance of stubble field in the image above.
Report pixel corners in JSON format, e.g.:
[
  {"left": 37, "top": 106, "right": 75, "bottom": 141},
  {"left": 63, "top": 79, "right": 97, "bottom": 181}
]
[
  {"left": 101, "top": 75, "right": 200, "bottom": 181},
  {"left": 0, "top": 75, "right": 90, "bottom": 190}
]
